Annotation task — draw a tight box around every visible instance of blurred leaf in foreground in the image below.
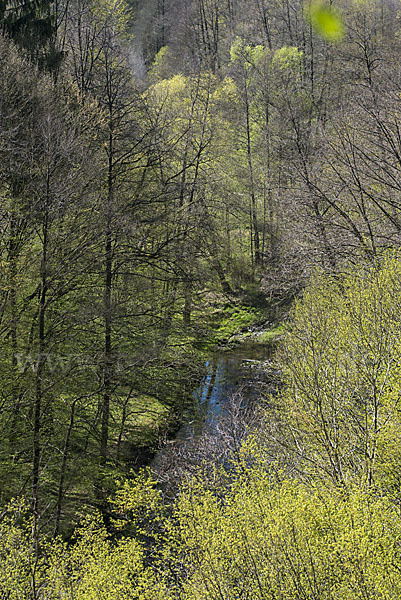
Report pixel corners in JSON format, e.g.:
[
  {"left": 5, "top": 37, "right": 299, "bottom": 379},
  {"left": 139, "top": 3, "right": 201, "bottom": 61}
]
[{"left": 306, "top": 1, "right": 344, "bottom": 41}]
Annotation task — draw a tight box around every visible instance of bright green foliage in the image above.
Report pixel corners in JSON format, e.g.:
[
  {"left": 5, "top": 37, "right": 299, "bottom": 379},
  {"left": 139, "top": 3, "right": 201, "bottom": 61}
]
[
  {"left": 0, "top": 499, "right": 168, "bottom": 600},
  {"left": 170, "top": 463, "right": 401, "bottom": 599},
  {"left": 149, "top": 46, "right": 171, "bottom": 81},
  {"left": 0, "top": 500, "right": 39, "bottom": 599},
  {"left": 48, "top": 516, "right": 165, "bottom": 600},
  {"left": 306, "top": 0, "right": 345, "bottom": 41},
  {"left": 276, "top": 254, "right": 401, "bottom": 491},
  {"left": 143, "top": 70, "right": 243, "bottom": 303},
  {"left": 112, "top": 470, "right": 165, "bottom": 539},
  {"left": 272, "top": 46, "right": 304, "bottom": 70},
  {"left": 230, "top": 37, "right": 269, "bottom": 70},
  {"left": 4, "top": 463, "right": 401, "bottom": 599}
]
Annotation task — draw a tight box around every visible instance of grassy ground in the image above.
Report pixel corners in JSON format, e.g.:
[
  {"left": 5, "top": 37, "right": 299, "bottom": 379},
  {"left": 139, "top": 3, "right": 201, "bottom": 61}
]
[
  {"left": 206, "top": 302, "right": 284, "bottom": 349},
  {"left": 250, "top": 324, "right": 285, "bottom": 344}
]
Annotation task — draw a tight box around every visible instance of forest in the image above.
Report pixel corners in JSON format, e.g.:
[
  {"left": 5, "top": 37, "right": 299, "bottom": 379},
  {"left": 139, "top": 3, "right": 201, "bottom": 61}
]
[{"left": 1, "top": 0, "right": 401, "bottom": 597}]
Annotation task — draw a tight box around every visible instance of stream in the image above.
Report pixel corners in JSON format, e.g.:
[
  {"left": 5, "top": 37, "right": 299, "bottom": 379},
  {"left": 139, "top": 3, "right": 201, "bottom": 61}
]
[{"left": 152, "top": 336, "right": 277, "bottom": 475}]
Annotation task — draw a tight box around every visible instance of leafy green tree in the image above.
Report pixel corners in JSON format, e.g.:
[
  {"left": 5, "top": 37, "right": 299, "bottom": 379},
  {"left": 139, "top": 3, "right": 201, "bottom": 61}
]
[
  {"left": 169, "top": 460, "right": 401, "bottom": 599},
  {"left": 273, "top": 254, "right": 401, "bottom": 489}
]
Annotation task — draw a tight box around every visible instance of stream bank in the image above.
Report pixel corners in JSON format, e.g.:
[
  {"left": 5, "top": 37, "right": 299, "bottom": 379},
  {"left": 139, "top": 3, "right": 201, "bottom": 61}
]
[{"left": 151, "top": 328, "right": 282, "bottom": 477}]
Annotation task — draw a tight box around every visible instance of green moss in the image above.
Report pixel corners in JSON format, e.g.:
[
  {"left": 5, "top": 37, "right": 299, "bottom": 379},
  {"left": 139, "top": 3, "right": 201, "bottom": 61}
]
[
  {"left": 209, "top": 304, "right": 265, "bottom": 346},
  {"left": 253, "top": 324, "right": 285, "bottom": 344}
]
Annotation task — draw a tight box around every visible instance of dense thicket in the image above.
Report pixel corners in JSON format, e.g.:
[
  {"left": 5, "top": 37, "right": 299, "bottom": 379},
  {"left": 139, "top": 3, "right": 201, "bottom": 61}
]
[{"left": 2, "top": 0, "right": 401, "bottom": 594}]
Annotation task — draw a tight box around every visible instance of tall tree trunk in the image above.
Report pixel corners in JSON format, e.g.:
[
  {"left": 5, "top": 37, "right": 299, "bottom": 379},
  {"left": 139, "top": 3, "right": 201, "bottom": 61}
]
[
  {"left": 33, "top": 194, "right": 49, "bottom": 540},
  {"left": 255, "top": 0, "right": 272, "bottom": 49},
  {"left": 54, "top": 398, "right": 77, "bottom": 537},
  {"left": 8, "top": 213, "right": 22, "bottom": 445},
  {"left": 244, "top": 79, "right": 261, "bottom": 266},
  {"left": 183, "top": 279, "right": 192, "bottom": 326},
  {"left": 101, "top": 128, "right": 113, "bottom": 466}
]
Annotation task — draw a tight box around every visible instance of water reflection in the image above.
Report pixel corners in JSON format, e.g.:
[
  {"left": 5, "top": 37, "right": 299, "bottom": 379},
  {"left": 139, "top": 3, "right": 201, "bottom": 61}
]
[
  {"left": 151, "top": 339, "right": 276, "bottom": 489},
  {"left": 168, "top": 340, "right": 274, "bottom": 443}
]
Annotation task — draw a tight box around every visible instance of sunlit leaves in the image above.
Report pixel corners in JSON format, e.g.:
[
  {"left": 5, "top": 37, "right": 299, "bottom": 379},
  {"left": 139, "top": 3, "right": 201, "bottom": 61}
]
[
  {"left": 272, "top": 46, "right": 304, "bottom": 70},
  {"left": 172, "top": 469, "right": 401, "bottom": 600},
  {"left": 278, "top": 253, "right": 401, "bottom": 487},
  {"left": 91, "top": 0, "right": 132, "bottom": 42}
]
